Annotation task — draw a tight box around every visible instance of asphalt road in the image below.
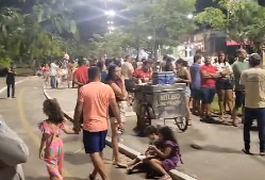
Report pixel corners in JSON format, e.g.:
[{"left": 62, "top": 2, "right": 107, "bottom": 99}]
[
  {"left": 0, "top": 78, "right": 146, "bottom": 180},
  {"left": 47, "top": 84, "right": 265, "bottom": 180}
]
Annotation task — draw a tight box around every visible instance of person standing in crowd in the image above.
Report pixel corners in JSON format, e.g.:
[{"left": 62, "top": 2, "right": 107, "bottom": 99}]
[
  {"left": 240, "top": 53, "right": 265, "bottom": 156},
  {"left": 105, "top": 64, "right": 128, "bottom": 168},
  {"left": 121, "top": 55, "right": 135, "bottom": 92},
  {"left": 73, "top": 59, "right": 89, "bottom": 88},
  {"left": 50, "top": 61, "right": 59, "bottom": 89},
  {"left": 231, "top": 49, "right": 249, "bottom": 127},
  {"left": 200, "top": 56, "right": 219, "bottom": 120},
  {"left": 190, "top": 54, "right": 202, "bottom": 116},
  {"left": 215, "top": 52, "right": 233, "bottom": 120},
  {"left": 73, "top": 59, "right": 89, "bottom": 125},
  {"left": 42, "top": 63, "right": 50, "bottom": 88},
  {"left": 6, "top": 66, "right": 16, "bottom": 98},
  {"left": 164, "top": 57, "right": 174, "bottom": 71},
  {"left": 0, "top": 115, "right": 29, "bottom": 180},
  {"left": 97, "top": 61, "right": 108, "bottom": 83},
  {"left": 133, "top": 60, "right": 152, "bottom": 84},
  {"left": 175, "top": 59, "right": 192, "bottom": 125},
  {"left": 73, "top": 67, "right": 123, "bottom": 180}
]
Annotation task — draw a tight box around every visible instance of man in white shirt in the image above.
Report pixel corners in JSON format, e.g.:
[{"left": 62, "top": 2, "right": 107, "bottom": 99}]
[
  {"left": 50, "top": 61, "right": 59, "bottom": 88},
  {"left": 121, "top": 55, "right": 134, "bottom": 92}
]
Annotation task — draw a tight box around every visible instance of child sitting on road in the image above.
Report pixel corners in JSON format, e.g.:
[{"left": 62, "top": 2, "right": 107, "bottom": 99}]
[
  {"left": 126, "top": 125, "right": 160, "bottom": 174},
  {"left": 145, "top": 126, "right": 183, "bottom": 180}
]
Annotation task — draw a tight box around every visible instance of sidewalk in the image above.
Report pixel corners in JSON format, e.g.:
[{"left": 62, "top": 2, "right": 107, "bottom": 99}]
[{"left": 46, "top": 87, "right": 265, "bottom": 180}]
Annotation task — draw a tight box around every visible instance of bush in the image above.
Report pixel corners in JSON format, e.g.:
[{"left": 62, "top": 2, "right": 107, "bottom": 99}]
[
  {"left": 0, "top": 58, "right": 11, "bottom": 68},
  {"left": 0, "top": 58, "right": 11, "bottom": 77}
]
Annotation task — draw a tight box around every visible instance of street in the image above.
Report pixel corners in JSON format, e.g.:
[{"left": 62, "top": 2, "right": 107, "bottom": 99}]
[
  {"left": 47, "top": 80, "right": 265, "bottom": 180},
  {"left": 0, "top": 78, "right": 146, "bottom": 180}
]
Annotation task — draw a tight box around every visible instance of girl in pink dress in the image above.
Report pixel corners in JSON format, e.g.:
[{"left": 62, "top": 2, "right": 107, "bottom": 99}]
[{"left": 38, "top": 99, "right": 78, "bottom": 180}]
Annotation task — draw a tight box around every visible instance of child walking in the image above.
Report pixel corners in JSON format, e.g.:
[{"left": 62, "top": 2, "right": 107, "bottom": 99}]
[{"left": 38, "top": 99, "right": 78, "bottom": 180}]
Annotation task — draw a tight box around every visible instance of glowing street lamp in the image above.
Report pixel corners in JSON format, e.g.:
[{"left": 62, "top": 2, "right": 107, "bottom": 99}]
[
  {"left": 105, "top": 10, "right": 116, "bottom": 17},
  {"left": 187, "top": 14, "right": 193, "bottom": 19},
  {"left": 147, "top": 36, "right": 152, "bottom": 40},
  {"left": 108, "top": 26, "right": 115, "bottom": 31},
  {"left": 107, "top": 21, "right": 114, "bottom": 24}
]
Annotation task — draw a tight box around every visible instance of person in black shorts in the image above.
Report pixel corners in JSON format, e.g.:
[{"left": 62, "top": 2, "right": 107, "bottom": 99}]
[{"left": 215, "top": 52, "right": 233, "bottom": 118}]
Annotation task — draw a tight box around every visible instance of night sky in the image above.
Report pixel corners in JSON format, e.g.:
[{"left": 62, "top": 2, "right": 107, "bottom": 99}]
[{"left": 0, "top": 0, "right": 218, "bottom": 40}]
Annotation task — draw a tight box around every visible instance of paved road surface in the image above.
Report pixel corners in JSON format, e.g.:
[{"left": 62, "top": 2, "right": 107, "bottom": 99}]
[
  {"left": 47, "top": 85, "right": 265, "bottom": 180},
  {"left": 0, "top": 77, "right": 25, "bottom": 90},
  {"left": 0, "top": 78, "right": 146, "bottom": 180}
]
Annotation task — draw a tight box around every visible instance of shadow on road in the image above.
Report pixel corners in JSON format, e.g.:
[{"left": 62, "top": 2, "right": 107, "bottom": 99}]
[
  {"left": 26, "top": 177, "right": 86, "bottom": 180},
  {"left": 190, "top": 144, "right": 242, "bottom": 154},
  {"left": 64, "top": 152, "right": 91, "bottom": 165}
]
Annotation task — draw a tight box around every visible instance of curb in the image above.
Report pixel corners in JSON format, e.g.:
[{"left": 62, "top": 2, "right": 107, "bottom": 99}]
[
  {"left": 0, "top": 77, "right": 31, "bottom": 94},
  {"left": 43, "top": 87, "right": 197, "bottom": 180}
]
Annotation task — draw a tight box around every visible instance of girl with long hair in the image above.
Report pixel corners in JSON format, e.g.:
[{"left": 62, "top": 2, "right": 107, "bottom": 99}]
[
  {"left": 144, "top": 126, "right": 182, "bottom": 180},
  {"left": 39, "top": 99, "right": 78, "bottom": 180},
  {"left": 215, "top": 52, "right": 233, "bottom": 119},
  {"left": 175, "top": 59, "right": 192, "bottom": 125}
]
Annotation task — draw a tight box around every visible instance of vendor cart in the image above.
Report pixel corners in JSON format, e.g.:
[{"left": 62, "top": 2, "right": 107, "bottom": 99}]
[{"left": 134, "top": 83, "right": 188, "bottom": 135}]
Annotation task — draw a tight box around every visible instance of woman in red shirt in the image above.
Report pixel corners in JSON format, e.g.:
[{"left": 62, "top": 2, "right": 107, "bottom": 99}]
[{"left": 200, "top": 56, "right": 220, "bottom": 119}]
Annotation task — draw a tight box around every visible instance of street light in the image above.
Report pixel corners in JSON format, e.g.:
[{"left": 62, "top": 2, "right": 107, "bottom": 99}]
[
  {"left": 107, "top": 21, "right": 114, "bottom": 24},
  {"left": 108, "top": 26, "right": 115, "bottom": 31},
  {"left": 147, "top": 36, "right": 152, "bottom": 40},
  {"left": 105, "top": 10, "right": 116, "bottom": 17},
  {"left": 187, "top": 14, "right": 193, "bottom": 19}
]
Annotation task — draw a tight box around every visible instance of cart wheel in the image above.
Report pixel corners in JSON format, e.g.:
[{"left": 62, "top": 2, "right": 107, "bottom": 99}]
[
  {"left": 174, "top": 117, "right": 188, "bottom": 132},
  {"left": 136, "top": 104, "right": 152, "bottom": 137},
  {"left": 142, "top": 104, "right": 152, "bottom": 126}
]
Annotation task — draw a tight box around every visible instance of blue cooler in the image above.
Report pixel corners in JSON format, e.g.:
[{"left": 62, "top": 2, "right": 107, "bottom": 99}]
[{"left": 152, "top": 71, "right": 175, "bottom": 85}]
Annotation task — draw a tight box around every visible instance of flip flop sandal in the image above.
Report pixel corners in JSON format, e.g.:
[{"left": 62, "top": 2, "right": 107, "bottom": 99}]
[
  {"left": 89, "top": 174, "right": 98, "bottom": 180},
  {"left": 126, "top": 168, "right": 133, "bottom": 175},
  {"left": 159, "top": 175, "right": 172, "bottom": 180},
  {"left": 116, "top": 162, "right": 128, "bottom": 168}
]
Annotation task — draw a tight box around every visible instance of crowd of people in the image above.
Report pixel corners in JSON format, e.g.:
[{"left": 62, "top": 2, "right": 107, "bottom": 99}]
[{"left": 35, "top": 48, "right": 265, "bottom": 180}]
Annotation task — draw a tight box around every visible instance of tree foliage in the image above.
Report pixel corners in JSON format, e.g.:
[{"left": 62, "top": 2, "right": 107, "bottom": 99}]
[
  {"left": 88, "top": 0, "right": 197, "bottom": 59},
  {"left": 0, "top": 0, "right": 79, "bottom": 67},
  {"left": 124, "top": 0, "right": 197, "bottom": 46},
  {"left": 196, "top": 0, "right": 265, "bottom": 50}
]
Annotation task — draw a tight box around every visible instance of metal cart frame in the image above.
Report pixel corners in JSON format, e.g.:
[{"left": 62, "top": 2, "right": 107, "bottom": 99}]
[{"left": 134, "top": 84, "right": 189, "bottom": 133}]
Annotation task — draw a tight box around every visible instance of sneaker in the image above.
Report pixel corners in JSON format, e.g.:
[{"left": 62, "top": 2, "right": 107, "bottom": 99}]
[{"left": 242, "top": 148, "right": 253, "bottom": 155}]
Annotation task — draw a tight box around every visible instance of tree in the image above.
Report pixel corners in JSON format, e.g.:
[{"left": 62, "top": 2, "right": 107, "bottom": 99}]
[
  {"left": 123, "top": 0, "right": 197, "bottom": 59},
  {"left": 196, "top": 0, "right": 265, "bottom": 50}
]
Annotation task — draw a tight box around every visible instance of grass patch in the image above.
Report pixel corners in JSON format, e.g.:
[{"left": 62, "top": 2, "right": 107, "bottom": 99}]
[
  {"left": 211, "top": 95, "right": 242, "bottom": 115},
  {"left": 15, "top": 67, "right": 35, "bottom": 76}
]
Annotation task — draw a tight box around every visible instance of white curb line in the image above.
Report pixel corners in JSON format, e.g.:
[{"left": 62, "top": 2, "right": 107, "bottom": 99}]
[
  {"left": 43, "top": 87, "right": 197, "bottom": 180},
  {"left": 0, "top": 77, "right": 31, "bottom": 94}
]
